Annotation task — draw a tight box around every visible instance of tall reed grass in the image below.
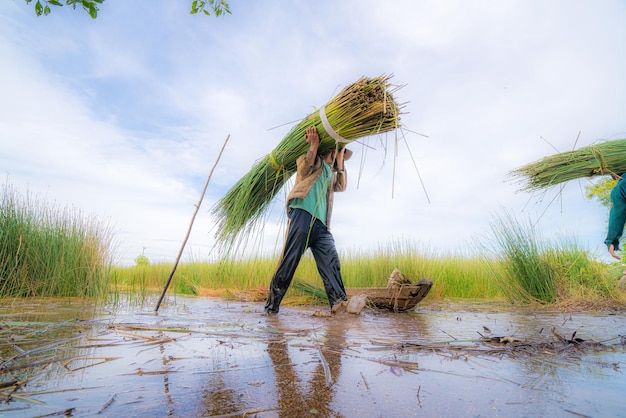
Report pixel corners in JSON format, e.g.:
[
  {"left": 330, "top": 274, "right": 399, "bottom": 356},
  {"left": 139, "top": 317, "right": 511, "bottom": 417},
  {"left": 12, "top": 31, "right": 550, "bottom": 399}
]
[
  {"left": 339, "top": 240, "right": 501, "bottom": 299},
  {"left": 109, "top": 223, "right": 625, "bottom": 308},
  {"left": 111, "top": 239, "right": 504, "bottom": 305},
  {"left": 0, "top": 183, "right": 113, "bottom": 299},
  {"left": 4, "top": 185, "right": 618, "bottom": 307},
  {"left": 480, "top": 211, "right": 619, "bottom": 304},
  {"left": 112, "top": 230, "right": 624, "bottom": 307}
]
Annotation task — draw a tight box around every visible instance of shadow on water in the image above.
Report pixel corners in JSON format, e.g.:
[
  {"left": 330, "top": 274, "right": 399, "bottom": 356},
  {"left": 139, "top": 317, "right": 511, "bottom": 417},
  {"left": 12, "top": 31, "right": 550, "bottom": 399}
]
[{"left": 0, "top": 296, "right": 625, "bottom": 417}]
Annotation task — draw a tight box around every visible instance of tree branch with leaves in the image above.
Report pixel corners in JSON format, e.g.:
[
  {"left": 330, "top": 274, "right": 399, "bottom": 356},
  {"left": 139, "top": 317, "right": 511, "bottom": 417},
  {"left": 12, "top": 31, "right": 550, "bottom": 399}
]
[{"left": 25, "top": 0, "right": 231, "bottom": 19}]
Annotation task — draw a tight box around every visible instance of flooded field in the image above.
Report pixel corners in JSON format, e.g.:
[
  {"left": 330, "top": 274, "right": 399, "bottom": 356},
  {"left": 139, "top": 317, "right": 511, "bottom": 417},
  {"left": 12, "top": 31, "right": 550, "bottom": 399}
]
[{"left": 0, "top": 296, "right": 625, "bottom": 417}]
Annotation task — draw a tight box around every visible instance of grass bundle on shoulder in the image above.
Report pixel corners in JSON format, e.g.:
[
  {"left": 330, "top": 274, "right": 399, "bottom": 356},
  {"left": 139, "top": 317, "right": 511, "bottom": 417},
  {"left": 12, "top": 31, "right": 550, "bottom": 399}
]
[
  {"left": 212, "top": 74, "right": 405, "bottom": 247},
  {"left": 509, "top": 139, "right": 626, "bottom": 191}
]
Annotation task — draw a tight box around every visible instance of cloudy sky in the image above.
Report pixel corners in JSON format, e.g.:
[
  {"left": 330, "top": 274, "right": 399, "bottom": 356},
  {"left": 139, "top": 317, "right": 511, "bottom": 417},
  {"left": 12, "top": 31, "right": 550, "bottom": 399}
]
[{"left": 1, "top": 1, "right": 625, "bottom": 266}]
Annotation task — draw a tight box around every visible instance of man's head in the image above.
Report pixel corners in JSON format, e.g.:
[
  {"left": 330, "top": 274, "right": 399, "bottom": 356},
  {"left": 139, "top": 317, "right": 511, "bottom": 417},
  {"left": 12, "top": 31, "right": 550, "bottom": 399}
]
[{"left": 322, "top": 147, "right": 352, "bottom": 164}]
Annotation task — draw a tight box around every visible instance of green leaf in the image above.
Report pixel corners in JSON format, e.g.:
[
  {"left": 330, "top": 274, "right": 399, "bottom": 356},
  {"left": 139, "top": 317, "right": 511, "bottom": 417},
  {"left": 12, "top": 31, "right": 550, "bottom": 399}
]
[
  {"left": 44, "top": 4, "right": 51, "bottom": 15},
  {"left": 35, "top": 0, "right": 43, "bottom": 16},
  {"left": 88, "top": 4, "right": 97, "bottom": 18},
  {"left": 190, "top": 0, "right": 200, "bottom": 14},
  {"left": 220, "top": 0, "right": 232, "bottom": 14},
  {"left": 48, "top": 0, "right": 63, "bottom": 6}
]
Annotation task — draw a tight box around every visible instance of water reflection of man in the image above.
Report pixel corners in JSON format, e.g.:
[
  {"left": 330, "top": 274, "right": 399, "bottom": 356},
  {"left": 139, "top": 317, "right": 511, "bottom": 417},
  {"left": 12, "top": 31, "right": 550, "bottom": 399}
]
[
  {"left": 266, "top": 321, "right": 346, "bottom": 415},
  {"left": 605, "top": 173, "right": 626, "bottom": 260}
]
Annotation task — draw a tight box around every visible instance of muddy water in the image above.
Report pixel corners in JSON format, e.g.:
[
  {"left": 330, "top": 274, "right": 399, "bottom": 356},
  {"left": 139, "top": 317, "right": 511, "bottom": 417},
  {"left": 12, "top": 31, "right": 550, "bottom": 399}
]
[{"left": 0, "top": 297, "right": 624, "bottom": 417}]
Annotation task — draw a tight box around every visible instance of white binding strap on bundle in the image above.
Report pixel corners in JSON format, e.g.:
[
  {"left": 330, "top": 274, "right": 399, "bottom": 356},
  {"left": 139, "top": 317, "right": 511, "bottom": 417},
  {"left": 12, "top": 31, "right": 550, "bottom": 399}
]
[{"left": 319, "top": 105, "right": 346, "bottom": 143}]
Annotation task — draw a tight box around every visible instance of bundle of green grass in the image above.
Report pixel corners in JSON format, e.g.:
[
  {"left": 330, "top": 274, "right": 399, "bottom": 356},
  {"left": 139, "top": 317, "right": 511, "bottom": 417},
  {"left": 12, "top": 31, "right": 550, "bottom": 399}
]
[
  {"left": 213, "top": 74, "right": 404, "bottom": 247},
  {"left": 509, "top": 139, "right": 626, "bottom": 191}
]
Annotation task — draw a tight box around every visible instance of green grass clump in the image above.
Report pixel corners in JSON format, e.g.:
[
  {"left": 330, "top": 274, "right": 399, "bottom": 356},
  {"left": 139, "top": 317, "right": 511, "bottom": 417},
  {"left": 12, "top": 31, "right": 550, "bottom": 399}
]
[
  {"left": 483, "top": 212, "right": 558, "bottom": 303},
  {"left": 481, "top": 211, "right": 621, "bottom": 304},
  {"left": 543, "top": 242, "right": 620, "bottom": 300},
  {"left": 0, "top": 183, "right": 113, "bottom": 299}
]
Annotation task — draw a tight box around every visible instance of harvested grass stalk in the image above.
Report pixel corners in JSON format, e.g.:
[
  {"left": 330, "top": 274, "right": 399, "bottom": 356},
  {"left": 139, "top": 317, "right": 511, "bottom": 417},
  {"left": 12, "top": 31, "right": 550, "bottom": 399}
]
[
  {"left": 292, "top": 279, "right": 327, "bottom": 301},
  {"left": 509, "top": 139, "right": 626, "bottom": 191},
  {"left": 212, "top": 75, "right": 404, "bottom": 247}
]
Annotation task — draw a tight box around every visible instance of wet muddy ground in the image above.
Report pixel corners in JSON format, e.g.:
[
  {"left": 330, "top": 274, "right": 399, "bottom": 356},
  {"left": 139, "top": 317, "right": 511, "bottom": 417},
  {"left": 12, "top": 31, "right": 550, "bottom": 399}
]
[{"left": 1, "top": 296, "right": 625, "bottom": 417}]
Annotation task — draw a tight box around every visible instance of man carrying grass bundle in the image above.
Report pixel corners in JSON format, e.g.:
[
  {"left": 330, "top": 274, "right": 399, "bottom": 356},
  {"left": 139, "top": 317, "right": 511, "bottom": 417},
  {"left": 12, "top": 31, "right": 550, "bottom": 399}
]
[
  {"left": 606, "top": 173, "right": 626, "bottom": 260},
  {"left": 264, "top": 126, "right": 351, "bottom": 315}
]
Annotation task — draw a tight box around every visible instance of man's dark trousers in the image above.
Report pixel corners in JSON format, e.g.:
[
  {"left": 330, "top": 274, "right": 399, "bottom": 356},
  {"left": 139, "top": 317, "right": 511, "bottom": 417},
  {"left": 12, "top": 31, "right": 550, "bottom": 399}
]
[{"left": 265, "top": 208, "right": 347, "bottom": 313}]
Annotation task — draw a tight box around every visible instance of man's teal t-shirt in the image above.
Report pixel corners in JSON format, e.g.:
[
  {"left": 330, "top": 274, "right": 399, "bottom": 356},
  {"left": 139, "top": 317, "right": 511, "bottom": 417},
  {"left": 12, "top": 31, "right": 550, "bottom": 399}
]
[{"left": 290, "top": 161, "right": 332, "bottom": 225}]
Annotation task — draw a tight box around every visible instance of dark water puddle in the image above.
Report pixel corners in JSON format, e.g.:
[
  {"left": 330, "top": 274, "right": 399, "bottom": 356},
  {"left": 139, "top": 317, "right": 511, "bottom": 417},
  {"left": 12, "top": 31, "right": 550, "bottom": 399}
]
[{"left": 0, "top": 297, "right": 624, "bottom": 417}]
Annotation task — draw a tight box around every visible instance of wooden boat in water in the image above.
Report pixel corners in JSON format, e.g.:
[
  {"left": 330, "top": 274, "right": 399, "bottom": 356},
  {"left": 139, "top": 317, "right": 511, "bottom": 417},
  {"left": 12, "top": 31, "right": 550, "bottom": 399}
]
[{"left": 346, "top": 279, "right": 433, "bottom": 312}]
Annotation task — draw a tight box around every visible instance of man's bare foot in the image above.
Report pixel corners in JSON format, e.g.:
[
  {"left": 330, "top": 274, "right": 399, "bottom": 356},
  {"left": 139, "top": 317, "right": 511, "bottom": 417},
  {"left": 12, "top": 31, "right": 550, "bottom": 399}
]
[{"left": 331, "top": 299, "right": 348, "bottom": 314}]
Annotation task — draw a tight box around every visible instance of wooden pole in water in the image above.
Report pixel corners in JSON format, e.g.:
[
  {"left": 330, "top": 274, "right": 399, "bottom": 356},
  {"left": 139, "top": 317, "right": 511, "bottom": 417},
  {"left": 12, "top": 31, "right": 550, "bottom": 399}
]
[{"left": 154, "top": 134, "right": 230, "bottom": 312}]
